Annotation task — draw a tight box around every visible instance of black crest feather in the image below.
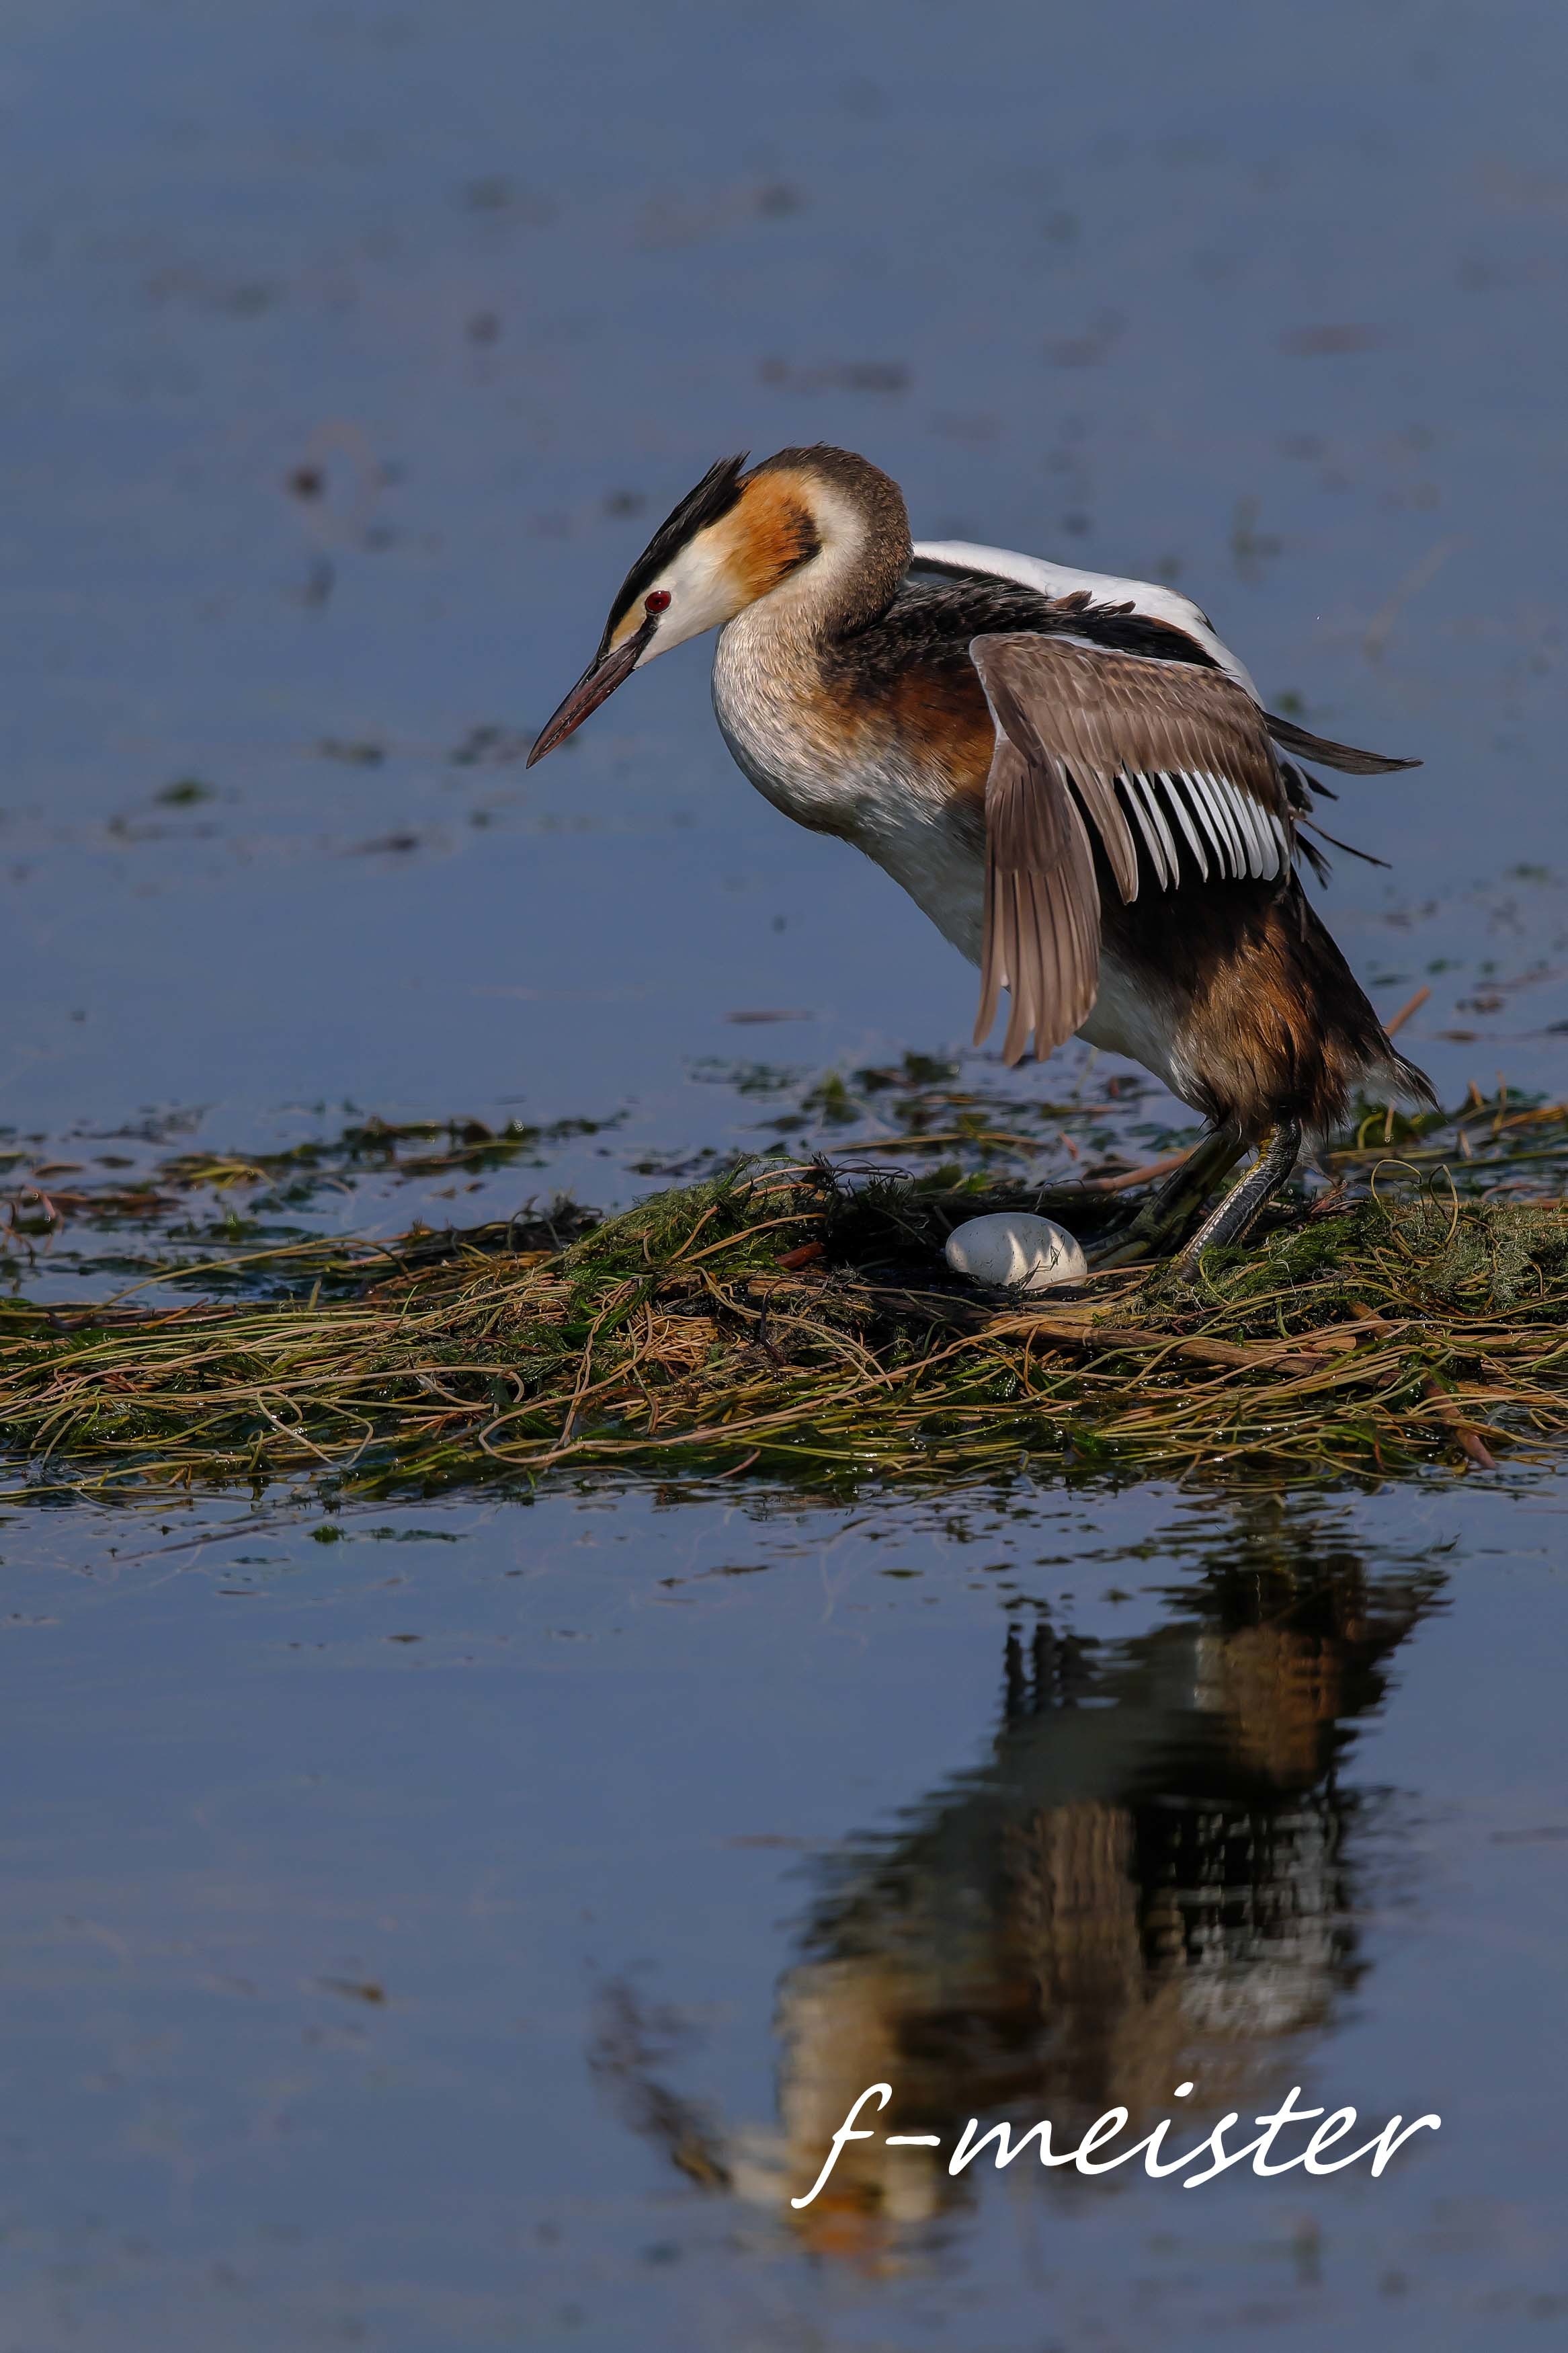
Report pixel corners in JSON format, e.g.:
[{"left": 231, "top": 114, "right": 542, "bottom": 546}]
[{"left": 600, "top": 454, "right": 749, "bottom": 651}]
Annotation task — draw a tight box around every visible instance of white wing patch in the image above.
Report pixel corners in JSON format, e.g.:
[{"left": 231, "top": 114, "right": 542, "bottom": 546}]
[
  {"left": 913, "top": 538, "right": 1261, "bottom": 701},
  {"left": 1109, "top": 766, "right": 1286, "bottom": 889},
  {"left": 1126, "top": 770, "right": 1178, "bottom": 888},
  {"left": 1156, "top": 770, "right": 1210, "bottom": 879}
]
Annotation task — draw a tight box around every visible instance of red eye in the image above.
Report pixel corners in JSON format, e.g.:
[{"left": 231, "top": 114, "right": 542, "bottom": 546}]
[{"left": 645, "top": 590, "right": 671, "bottom": 613}]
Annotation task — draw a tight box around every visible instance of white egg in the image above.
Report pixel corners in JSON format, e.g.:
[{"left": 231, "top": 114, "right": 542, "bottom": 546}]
[{"left": 944, "top": 1211, "right": 1087, "bottom": 1293}]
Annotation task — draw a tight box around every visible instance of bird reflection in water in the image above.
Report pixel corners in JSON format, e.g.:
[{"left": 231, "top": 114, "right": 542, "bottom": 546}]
[{"left": 590, "top": 1511, "right": 1444, "bottom": 2257}]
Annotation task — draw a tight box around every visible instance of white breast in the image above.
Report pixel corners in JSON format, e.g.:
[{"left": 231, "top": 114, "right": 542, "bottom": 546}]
[
  {"left": 911, "top": 539, "right": 1260, "bottom": 701},
  {"left": 710, "top": 571, "right": 1194, "bottom": 1103},
  {"left": 711, "top": 613, "right": 987, "bottom": 962}
]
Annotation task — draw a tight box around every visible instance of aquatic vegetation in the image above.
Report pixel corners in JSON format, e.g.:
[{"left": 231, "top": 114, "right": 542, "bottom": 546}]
[{"left": 4, "top": 1126, "right": 1568, "bottom": 1498}]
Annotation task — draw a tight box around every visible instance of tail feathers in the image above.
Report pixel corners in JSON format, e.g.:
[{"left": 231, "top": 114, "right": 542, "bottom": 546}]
[
  {"left": 1382, "top": 1047, "right": 1440, "bottom": 1113},
  {"left": 1301, "top": 1046, "right": 1436, "bottom": 1156}
]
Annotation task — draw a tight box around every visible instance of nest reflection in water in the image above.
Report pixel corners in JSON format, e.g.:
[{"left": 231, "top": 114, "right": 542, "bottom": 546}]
[{"left": 589, "top": 1511, "right": 1442, "bottom": 2249}]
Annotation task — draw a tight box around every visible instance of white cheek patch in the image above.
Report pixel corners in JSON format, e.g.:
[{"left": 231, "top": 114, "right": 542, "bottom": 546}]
[{"left": 634, "top": 532, "right": 741, "bottom": 664}]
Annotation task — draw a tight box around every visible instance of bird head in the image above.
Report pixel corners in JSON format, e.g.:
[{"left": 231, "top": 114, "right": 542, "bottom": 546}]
[{"left": 526, "top": 447, "right": 909, "bottom": 765}]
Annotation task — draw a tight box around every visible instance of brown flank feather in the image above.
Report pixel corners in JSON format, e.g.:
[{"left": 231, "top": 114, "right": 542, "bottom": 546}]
[
  {"left": 883, "top": 663, "right": 995, "bottom": 789},
  {"left": 1102, "top": 877, "right": 1433, "bottom": 1140}
]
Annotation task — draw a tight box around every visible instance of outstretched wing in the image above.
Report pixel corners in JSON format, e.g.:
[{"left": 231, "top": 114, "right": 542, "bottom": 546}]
[
  {"left": 912, "top": 538, "right": 1260, "bottom": 695},
  {"left": 913, "top": 543, "right": 1422, "bottom": 777},
  {"left": 969, "top": 633, "right": 1296, "bottom": 1066}
]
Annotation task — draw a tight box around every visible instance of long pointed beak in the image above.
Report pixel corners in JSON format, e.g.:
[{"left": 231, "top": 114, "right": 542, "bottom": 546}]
[{"left": 526, "top": 617, "right": 655, "bottom": 767}]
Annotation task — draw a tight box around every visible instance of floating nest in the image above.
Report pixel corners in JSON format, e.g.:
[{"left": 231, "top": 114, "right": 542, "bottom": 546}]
[{"left": 5, "top": 1142, "right": 1568, "bottom": 1498}]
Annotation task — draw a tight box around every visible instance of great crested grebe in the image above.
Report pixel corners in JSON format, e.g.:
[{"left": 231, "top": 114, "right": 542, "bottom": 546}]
[{"left": 528, "top": 445, "right": 1434, "bottom": 1264}]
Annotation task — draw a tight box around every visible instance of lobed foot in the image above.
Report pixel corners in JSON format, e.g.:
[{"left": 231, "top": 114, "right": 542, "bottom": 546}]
[
  {"left": 1090, "top": 1123, "right": 1247, "bottom": 1269},
  {"left": 1171, "top": 1121, "right": 1303, "bottom": 1275}
]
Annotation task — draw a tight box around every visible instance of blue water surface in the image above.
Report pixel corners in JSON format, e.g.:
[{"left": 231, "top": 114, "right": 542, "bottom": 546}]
[{"left": 0, "top": 3, "right": 1565, "bottom": 2344}]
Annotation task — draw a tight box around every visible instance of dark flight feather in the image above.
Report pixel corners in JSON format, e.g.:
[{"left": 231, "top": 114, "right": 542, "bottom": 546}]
[{"left": 1263, "top": 711, "right": 1421, "bottom": 775}]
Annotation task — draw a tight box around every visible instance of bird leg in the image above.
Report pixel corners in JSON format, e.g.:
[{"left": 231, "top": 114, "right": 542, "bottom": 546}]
[
  {"left": 1089, "top": 1122, "right": 1247, "bottom": 1268},
  {"left": 1172, "top": 1121, "right": 1303, "bottom": 1273}
]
